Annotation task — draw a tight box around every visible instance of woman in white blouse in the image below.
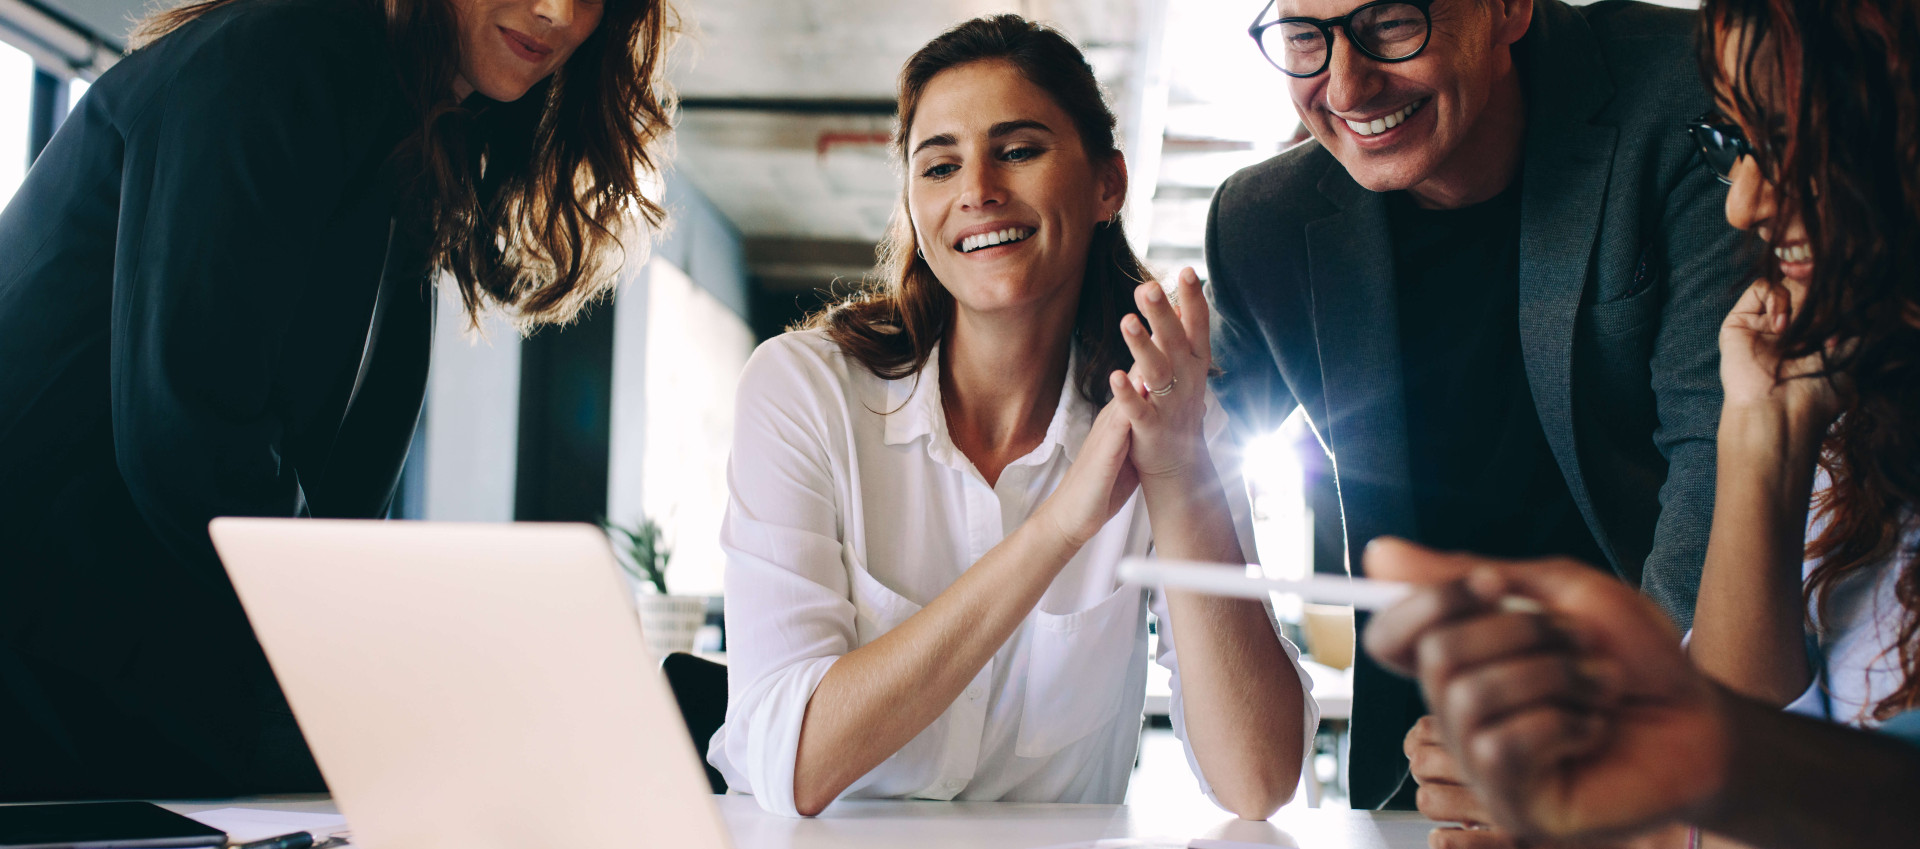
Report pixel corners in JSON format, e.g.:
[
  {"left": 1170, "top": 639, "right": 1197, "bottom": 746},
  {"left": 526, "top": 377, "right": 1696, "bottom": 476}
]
[{"left": 707, "top": 15, "right": 1315, "bottom": 820}]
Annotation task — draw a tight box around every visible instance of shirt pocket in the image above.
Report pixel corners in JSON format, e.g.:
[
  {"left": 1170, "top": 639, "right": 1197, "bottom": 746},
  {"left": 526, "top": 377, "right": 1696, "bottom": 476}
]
[
  {"left": 848, "top": 560, "right": 923, "bottom": 647},
  {"left": 1015, "top": 584, "right": 1146, "bottom": 759}
]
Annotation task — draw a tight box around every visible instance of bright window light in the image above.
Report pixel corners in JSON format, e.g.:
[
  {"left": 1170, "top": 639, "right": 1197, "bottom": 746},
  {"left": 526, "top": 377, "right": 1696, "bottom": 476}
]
[
  {"left": 1241, "top": 408, "right": 1317, "bottom": 589},
  {"left": 68, "top": 76, "right": 89, "bottom": 113},
  {"left": 0, "top": 42, "right": 33, "bottom": 210}
]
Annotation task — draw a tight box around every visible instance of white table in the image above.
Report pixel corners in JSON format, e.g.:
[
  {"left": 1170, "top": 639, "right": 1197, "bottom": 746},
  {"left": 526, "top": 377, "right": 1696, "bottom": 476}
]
[{"left": 163, "top": 795, "right": 1434, "bottom": 849}]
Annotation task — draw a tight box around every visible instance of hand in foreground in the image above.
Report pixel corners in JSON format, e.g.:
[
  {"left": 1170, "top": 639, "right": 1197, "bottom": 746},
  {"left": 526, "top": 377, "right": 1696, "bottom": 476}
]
[
  {"left": 1361, "top": 538, "right": 1732, "bottom": 842},
  {"left": 1718, "top": 278, "right": 1841, "bottom": 430},
  {"left": 1038, "top": 397, "right": 1140, "bottom": 549},
  {"left": 1407, "top": 716, "right": 1695, "bottom": 849},
  {"left": 1108, "top": 268, "right": 1211, "bottom": 482}
]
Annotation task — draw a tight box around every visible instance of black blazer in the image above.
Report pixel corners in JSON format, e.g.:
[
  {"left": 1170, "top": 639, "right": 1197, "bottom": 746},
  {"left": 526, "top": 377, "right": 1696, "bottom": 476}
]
[
  {"left": 0, "top": 0, "right": 430, "bottom": 799},
  {"left": 1205, "top": 0, "right": 1746, "bottom": 808}
]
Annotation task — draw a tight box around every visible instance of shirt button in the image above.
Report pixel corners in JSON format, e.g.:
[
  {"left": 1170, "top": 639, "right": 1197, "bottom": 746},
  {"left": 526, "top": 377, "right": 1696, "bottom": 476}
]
[
  {"left": 944, "top": 779, "right": 963, "bottom": 792},
  {"left": 966, "top": 685, "right": 983, "bottom": 700}
]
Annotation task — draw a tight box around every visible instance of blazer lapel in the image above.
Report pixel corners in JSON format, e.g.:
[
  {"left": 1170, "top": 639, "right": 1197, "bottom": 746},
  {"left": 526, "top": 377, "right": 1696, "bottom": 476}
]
[
  {"left": 1515, "top": 0, "right": 1621, "bottom": 564},
  {"left": 1307, "top": 160, "right": 1418, "bottom": 565}
]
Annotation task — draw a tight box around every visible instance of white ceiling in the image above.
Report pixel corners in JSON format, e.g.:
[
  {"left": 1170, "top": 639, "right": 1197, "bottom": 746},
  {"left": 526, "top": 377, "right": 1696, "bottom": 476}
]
[
  {"left": 666, "top": 0, "right": 1307, "bottom": 284},
  {"left": 27, "top": 0, "right": 1305, "bottom": 283}
]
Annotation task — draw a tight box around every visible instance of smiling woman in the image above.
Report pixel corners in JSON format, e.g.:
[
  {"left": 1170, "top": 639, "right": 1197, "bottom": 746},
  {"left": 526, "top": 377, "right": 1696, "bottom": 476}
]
[
  {"left": 710, "top": 15, "right": 1316, "bottom": 821},
  {"left": 0, "top": 0, "right": 673, "bottom": 801}
]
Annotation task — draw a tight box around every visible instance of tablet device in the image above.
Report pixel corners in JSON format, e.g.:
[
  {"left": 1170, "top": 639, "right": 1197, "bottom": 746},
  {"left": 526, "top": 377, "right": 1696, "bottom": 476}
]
[{"left": 0, "top": 802, "right": 225, "bottom": 849}]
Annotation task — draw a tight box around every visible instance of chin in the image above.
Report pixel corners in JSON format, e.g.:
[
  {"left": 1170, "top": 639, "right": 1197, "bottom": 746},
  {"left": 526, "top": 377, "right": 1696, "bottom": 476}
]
[
  {"left": 1336, "top": 152, "right": 1439, "bottom": 194},
  {"left": 474, "top": 76, "right": 539, "bottom": 102}
]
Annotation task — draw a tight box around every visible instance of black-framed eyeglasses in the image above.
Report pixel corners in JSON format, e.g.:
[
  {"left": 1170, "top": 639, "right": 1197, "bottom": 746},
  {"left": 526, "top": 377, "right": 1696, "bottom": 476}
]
[
  {"left": 1248, "top": 0, "right": 1435, "bottom": 78},
  {"left": 1686, "top": 114, "right": 1754, "bottom": 186}
]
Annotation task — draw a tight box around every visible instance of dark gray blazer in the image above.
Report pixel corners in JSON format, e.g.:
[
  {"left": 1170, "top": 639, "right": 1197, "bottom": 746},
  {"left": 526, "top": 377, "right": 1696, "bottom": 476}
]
[
  {"left": 1205, "top": 0, "right": 1746, "bottom": 808},
  {"left": 0, "top": 0, "right": 429, "bottom": 799}
]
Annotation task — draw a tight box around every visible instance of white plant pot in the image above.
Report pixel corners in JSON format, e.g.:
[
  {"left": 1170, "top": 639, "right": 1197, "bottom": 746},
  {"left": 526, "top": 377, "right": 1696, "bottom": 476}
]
[{"left": 636, "top": 593, "right": 707, "bottom": 656}]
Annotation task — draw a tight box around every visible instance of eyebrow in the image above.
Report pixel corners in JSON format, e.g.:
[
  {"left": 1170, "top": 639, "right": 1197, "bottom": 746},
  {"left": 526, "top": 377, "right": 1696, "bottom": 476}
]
[{"left": 910, "top": 119, "right": 1056, "bottom": 157}]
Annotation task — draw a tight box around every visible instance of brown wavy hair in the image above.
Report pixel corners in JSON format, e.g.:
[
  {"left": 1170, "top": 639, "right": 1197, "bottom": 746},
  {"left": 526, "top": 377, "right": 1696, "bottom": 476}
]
[
  {"left": 803, "top": 14, "right": 1148, "bottom": 405},
  {"left": 133, "top": 0, "right": 675, "bottom": 330},
  {"left": 1702, "top": 0, "right": 1920, "bottom": 720}
]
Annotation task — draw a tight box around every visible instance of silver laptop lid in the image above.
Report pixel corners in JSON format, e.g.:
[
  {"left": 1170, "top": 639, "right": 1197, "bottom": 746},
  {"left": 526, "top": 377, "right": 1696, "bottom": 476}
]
[{"left": 210, "top": 518, "right": 731, "bottom": 849}]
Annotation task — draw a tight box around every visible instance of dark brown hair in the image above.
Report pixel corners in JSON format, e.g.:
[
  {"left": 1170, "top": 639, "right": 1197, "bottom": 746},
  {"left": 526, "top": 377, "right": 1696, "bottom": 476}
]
[
  {"left": 804, "top": 14, "right": 1148, "bottom": 405},
  {"left": 133, "top": 0, "right": 675, "bottom": 330},
  {"left": 1702, "top": 0, "right": 1920, "bottom": 720}
]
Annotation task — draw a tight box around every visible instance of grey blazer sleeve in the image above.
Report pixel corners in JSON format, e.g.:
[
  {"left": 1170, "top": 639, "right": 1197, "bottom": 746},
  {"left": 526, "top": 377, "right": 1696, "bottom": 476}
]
[
  {"left": 1640, "top": 158, "right": 1747, "bottom": 629},
  {"left": 1204, "top": 174, "right": 1301, "bottom": 445}
]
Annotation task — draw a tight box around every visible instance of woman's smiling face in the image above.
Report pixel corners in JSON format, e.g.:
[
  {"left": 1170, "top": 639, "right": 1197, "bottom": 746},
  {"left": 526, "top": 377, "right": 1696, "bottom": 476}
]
[
  {"left": 450, "top": 0, "right": 603, "bottom": 101},
  {"left": 1714, "top": 25, "right": 1813, "bottom": 283},
  {"left": 905, "top": 59, "right": 1127, "bottom": 320}
]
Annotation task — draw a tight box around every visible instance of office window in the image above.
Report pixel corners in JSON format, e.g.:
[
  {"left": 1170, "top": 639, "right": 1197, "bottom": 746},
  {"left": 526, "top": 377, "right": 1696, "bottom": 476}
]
[
  {"left": 68, "top": 76, "right": 88, "bottom": 113},
  {"left": 0, "top": 41, "right": 32, "bottom": 209}
]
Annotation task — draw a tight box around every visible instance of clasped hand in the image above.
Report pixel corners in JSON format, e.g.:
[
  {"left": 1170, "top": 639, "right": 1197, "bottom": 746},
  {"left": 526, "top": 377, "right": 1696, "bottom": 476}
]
[
  {"left": 1719, "top": 278, "right": 1842, "bottom": 433},
  {"left": 1040, "top": 268, "right": 1215, "bottom": 549}
]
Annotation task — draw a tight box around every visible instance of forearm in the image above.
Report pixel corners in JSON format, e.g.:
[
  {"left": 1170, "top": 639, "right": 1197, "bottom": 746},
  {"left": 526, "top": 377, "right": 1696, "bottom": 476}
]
[
  {"left": 1146, "top": 469, "right": 1307, "bottom": 819},
  {"left": 790, "top": 519, "right": 1077, "bottom": 814},
  {"left": 1697, "top": 691, "right": 1920, "bottom": 849},
  {"left": 1690, "top": 407, "right": 1823, "bottom": 704}
]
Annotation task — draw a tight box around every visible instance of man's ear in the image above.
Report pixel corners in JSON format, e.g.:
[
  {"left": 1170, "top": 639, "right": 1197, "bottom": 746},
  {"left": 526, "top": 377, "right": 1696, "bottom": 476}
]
[
  {"left": 1098, "top": 153, "right": 1130, "bottom": 223},
  {"left": 1493, "top": 0, "right": 1534, "bottom": 47}
]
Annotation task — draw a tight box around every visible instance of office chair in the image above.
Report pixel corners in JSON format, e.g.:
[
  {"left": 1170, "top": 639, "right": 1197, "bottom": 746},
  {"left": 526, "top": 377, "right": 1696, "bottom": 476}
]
[{"left": 661, "top": 652, "right": 729, "bottom": 793}]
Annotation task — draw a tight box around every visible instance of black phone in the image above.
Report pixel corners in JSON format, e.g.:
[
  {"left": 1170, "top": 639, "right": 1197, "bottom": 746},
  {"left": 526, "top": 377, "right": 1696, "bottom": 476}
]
[{"left": 0, "top": 802, "right": 226, "bottom": 849}]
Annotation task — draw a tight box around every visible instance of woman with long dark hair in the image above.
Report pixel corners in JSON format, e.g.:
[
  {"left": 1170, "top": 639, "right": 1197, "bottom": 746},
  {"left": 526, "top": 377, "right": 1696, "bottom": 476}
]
[
  {"left": 710, "top": 15, "right": 1313, "bottom": 819},
  {"left": 1355, "top": 0, "right": 1920, "bottom": 843},
  {"left": 0, "top": 0, "right": 672, "bottom": 800}
]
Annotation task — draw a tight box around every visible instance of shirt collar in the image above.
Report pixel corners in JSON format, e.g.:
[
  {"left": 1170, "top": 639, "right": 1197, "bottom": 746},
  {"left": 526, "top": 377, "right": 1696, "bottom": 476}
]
[{"left": 882, "top": 343, "right": 1096, "bottom": 466}]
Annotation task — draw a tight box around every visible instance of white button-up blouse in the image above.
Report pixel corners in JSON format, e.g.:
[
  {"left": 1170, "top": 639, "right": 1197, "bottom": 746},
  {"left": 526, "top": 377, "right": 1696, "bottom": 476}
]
[{"left": 708, "top": 330, "right": 1317, "bottom": 816}]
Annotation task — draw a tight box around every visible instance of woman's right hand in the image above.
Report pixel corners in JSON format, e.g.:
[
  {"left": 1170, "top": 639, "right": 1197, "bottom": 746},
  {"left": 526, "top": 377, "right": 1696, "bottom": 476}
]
[
  {"left": 1718, "top": 279, "right": 1840, "bottom": 433},
  {"left": 1037, "top": 400, "right": 1140, "bottom": 550}
]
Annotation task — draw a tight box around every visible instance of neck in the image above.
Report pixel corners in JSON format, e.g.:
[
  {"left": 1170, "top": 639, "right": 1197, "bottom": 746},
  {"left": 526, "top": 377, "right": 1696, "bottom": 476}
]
[
  {"left": 1407, "top": 57, "right": 1527, "bottom": 209},
  {"left": 940, "top": 298, "right": 1077, "bottom": 484}
]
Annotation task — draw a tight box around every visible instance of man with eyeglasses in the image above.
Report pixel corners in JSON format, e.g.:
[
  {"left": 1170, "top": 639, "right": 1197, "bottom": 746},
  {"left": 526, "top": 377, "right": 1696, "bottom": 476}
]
[{"left": 1206, "top": 0, "right": 1747, "bottom": 825}]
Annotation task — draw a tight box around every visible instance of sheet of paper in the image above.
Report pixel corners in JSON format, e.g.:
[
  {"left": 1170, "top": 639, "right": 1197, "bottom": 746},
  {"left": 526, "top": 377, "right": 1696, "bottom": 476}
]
[{"left": 182, "top": 808, "right": 349, "bottom": 844}]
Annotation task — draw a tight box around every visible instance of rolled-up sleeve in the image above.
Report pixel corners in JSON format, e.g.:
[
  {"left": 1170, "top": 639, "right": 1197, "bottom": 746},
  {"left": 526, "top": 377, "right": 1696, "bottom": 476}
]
[
  {"left": 709, "top": 339, "right": 858, "bottom": 816},
  {"left": 1154, "top": 392, "right": 1319, "bottom": 808}
]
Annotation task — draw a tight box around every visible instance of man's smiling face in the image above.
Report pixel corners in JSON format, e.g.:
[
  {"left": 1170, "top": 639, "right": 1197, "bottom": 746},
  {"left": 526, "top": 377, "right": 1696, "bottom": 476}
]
[{"left": 1278, "top": 0, "right": 1528, "bottom": 195}]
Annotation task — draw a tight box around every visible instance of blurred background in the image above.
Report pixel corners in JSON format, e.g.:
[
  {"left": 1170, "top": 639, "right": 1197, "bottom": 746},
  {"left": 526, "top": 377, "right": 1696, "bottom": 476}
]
[{"left": 0, "top": 0, "right": 1689, "bottom": 811}]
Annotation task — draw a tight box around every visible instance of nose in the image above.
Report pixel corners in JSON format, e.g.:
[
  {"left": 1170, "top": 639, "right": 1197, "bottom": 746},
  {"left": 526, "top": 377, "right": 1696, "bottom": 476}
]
[
  {"left": 1722, "top": 156, "right": 1773, "bottom": 232},
  {"left": 532, "top": 0, "right": 572, "bottom": 28},
  {"left": 1323, "top": 34, "right": 1384, "bottom": 116},
  {"left": 959, "top": 159, "right": 1006, "bottom": 212}
]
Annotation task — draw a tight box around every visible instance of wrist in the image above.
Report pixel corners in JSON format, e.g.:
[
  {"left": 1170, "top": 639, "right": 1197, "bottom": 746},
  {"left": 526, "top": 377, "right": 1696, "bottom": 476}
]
[
  {"left": 1719, "top": 401, "right": 1827, "bottom": 450},
  {"left": 1029, "top": 499, "right": 1093, "bottom": 556},
  {"left": 1688, "top": 685, "right": 1760, "bottom": 832}
]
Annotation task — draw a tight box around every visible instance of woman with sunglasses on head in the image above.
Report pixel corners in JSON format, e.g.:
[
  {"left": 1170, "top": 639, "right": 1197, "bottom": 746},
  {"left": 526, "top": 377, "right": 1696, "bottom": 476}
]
[
  {"left": 709, "top": 15, "right": 1314, "bottom": 819},
  {"left": 1355, "top": 0, "right": 1920, "bottom": 843},
  {"left": 0, "top": 0, "right": 672, "bottom": 800}
]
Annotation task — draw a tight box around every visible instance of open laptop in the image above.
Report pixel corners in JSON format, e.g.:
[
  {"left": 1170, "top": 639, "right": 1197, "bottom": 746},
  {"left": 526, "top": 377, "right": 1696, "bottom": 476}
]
[{"left": 209, "top": 518, "right": 732, "bottom": 849}]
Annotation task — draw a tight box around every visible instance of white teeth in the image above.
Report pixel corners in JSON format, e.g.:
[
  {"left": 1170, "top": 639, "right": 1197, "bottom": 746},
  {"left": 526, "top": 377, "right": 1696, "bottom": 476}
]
[
  {"left": 1774, "top": 243, "right": 1812, "bottom": 264},
  {"left": 959, "top": 227, "right": 1033, "bottom": 253},
  {"left": 1345, "top": 99, "right": 1423, "bottom": 137}
]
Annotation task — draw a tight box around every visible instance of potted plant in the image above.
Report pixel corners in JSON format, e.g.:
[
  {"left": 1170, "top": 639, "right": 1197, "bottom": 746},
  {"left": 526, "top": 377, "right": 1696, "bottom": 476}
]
[{"left": 601, "top": 516, "right": 707, "bottom": 656}]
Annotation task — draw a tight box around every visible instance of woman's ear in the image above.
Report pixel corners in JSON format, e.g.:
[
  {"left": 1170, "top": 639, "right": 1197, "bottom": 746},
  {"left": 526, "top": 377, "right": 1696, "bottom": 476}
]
[{"left": 1097, "top": 154, "right": 1129, "bottom": 223}]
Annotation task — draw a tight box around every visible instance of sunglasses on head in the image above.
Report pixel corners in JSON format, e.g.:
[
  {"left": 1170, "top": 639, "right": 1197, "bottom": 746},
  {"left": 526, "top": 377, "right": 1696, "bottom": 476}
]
[{"left": 1687, "top": 113, "right": 1756, "bottom": 185}]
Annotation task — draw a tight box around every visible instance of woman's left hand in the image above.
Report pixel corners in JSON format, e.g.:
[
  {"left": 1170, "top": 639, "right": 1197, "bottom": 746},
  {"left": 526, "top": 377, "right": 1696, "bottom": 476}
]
[{"left": 1109, "top": 267, "right": 1211, "bottom": 482}]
